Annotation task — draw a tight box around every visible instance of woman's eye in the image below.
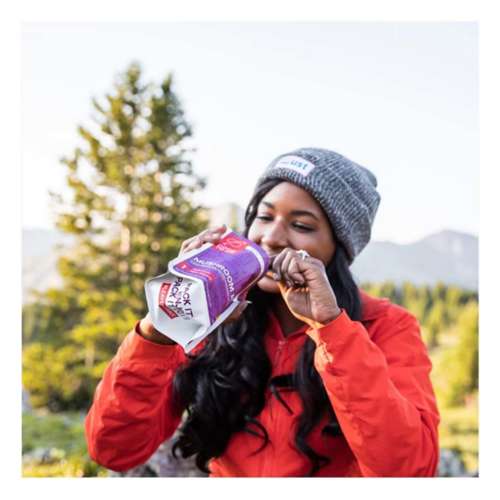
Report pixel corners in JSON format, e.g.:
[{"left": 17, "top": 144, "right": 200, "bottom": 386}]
[
  {"left": 293, "top": 223, "right": 313, "bottom": 232},
  {"left": 255, "top": 215, "right": 313, "bottom": 232}
]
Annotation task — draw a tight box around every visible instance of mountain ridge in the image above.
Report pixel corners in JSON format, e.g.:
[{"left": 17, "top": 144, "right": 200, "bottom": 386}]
[{"left": 351, "top": 229, "right": 478, "bottom": 290}]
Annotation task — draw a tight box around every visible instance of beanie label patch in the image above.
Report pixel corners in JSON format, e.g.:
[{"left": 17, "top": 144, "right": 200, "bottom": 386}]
[{"left": 272, "top": 155, "right": 316, "bottom": 177}]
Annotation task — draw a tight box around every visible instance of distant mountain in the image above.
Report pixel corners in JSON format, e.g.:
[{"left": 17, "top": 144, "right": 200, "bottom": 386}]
[
  {"left": 22, "top": 227, "right": 478, "bottom": 304},
  {"left": 351, "top": 230, "right": 478, "bottom": 290}
]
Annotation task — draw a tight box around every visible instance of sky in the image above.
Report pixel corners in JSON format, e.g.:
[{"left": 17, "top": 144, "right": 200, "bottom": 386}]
[{"left": 21, "top": 22, "right": 478, "bottom": 244}]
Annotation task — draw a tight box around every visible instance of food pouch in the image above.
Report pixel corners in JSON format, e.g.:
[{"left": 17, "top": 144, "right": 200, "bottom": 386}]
[{"left": 144, "top": 230, "right": 270, "bottom": 353}]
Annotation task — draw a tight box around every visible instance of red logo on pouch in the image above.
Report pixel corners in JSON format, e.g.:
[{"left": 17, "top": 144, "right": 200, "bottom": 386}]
[
  {"left": 215, "top": 234, "right": 248, "bottom": 254},
  {"left": 158, "top": 282, "right": 178, "bottom": 319}
]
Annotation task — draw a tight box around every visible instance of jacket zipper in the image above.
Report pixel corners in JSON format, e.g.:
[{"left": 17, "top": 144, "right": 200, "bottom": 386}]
[{"left": 274, "top": 340, "right": 286, "bottom": 366}]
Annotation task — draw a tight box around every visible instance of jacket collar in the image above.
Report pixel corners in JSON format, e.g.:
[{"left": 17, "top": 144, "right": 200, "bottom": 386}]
[{"left": 267, "top": 310, "right": 309, "bottom": 341}]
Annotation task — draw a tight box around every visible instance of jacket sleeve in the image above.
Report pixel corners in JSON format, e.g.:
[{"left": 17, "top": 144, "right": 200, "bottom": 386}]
[
  {"left": 306, "top": 306, "right": 440, "bottom": 477},
  {"left": 84, "top": 321, "right": 187, "bottom": 472}
]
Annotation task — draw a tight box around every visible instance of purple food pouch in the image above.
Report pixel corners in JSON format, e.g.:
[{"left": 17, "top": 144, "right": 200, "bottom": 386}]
[{"left": 145, "top": 230, "right": 270, "bottom": 353}]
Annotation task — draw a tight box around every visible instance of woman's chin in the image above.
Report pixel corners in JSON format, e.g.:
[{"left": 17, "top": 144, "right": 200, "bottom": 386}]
[{"left": 256, "top": 275, "right": 281, "bottom": 294}]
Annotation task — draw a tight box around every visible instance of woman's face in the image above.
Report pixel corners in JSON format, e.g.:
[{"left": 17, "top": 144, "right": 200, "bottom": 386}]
[{"left": 247, "top": 181, "right": 336, "bottom": 294}]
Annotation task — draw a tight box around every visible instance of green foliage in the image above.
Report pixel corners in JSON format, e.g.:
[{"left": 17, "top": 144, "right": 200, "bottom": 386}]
[
  {"left": 425, "top": 301, "right": 447, "bottom": 349},
  {"left": 22, "top": 411, "right": 107, "bottom": 477},
  {"left": 439, "top": 398, "right": 478, "bottom": 473},
  {"left": 23, "top": 456, "right": 106, "bottom": 478},
  {"left": 22, "top": 288, "right": 83, "bottom": 346},
  {"left": 363, "top": 280, "right": 478, "bottom": 353},
  {"left": 22, "top": 343, "right": 90, "bottom": 411},
  {"left": 23, "top": 62, "right": 208, "bottom": 411},
  {"left": 434, "top": 302, "right": 478, "bottom": 407},
  {"left": 23, "top": 411, "right": 85, "bottom": 454}
]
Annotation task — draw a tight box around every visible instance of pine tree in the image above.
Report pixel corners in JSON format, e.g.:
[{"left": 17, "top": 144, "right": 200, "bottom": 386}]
[
  {"left": 23, "top": 62, "right": 208, "bottom": 410},
  {"left": 439, "top": 302, "right": 478, "bottom": 407},
  {"left": 425, "top": 300, "right": 446, "bottom": 350},
  {"left": 401, "top": 281, "right": 426, "bottom": 320}
]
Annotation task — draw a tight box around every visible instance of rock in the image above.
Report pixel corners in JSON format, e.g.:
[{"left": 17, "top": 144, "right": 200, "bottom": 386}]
[
  {"left": 22, "top": 388, "right": 32, "bottom": 413},
  {"left": 109, "top": 430, "right": 207, "bottom": 477},
  {"left": 438, "top": 448, "right": 469, "bottom": 477},
  {"left": 23, "top": 447, "right": 66, "bottom": 465}
]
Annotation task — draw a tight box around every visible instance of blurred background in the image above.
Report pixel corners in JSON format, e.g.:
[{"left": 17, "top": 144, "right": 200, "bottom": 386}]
[{"left": 21, "top": 22, "right": 478, "bottom": 477}]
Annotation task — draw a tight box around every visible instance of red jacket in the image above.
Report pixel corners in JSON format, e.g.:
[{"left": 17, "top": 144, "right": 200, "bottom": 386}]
[{"left": 85, "top": 291, "right": 440, "bottom": 477}]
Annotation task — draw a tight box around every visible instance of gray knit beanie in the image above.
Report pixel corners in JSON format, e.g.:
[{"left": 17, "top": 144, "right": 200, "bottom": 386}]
[{"left": 253, "top": 147, "right": 381, "bottom": 263}]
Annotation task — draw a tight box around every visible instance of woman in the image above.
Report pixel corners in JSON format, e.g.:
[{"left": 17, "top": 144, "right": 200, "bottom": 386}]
[{"left": 85, "top": 148, "right": 440, "bottom": 477}]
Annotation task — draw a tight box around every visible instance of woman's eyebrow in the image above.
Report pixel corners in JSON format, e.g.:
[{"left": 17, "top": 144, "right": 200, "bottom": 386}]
[{"left": 261, "top": 201, "right": 320, "bottom": 221}]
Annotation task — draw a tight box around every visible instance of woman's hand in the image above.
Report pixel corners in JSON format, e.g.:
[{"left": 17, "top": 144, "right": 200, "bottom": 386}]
[
  {"left": 179, "top": 224, "right": 227, "bottom": 255},
  {"left": 270, "top": 248, "right": 342, "bottom": 328}
]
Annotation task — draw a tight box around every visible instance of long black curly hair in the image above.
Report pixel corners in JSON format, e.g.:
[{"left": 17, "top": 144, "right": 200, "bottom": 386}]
[{"left": 170, "top": 178, "right": 362, "bottom": 476}]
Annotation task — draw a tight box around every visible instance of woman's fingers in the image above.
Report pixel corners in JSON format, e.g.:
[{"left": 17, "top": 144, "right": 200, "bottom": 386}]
[
  {"left": 279, "top": 250, "right": 295, "bottom": 288},
  {"left": 287, "top": 258, "right": 306, "bottom": 286},
  {"left": 179, "top": 224, "right": 226, "bottom": 255},
  {"left": 271, "top": 250, "right": 287, "bottom": 281},
  {"left": 179, "top": 236, "right": 197, "bottom": 254},
  {"left": 282, "top": 252, "right": 306, "bottom": 287},
  {"left": 272, "top": 249, "right": 307, "bottom": 288}
]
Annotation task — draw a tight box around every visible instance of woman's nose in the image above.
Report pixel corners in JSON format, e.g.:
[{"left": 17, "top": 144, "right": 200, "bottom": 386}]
[{"left": 260, "top": 220, "right": 288, "bottom": 250}]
